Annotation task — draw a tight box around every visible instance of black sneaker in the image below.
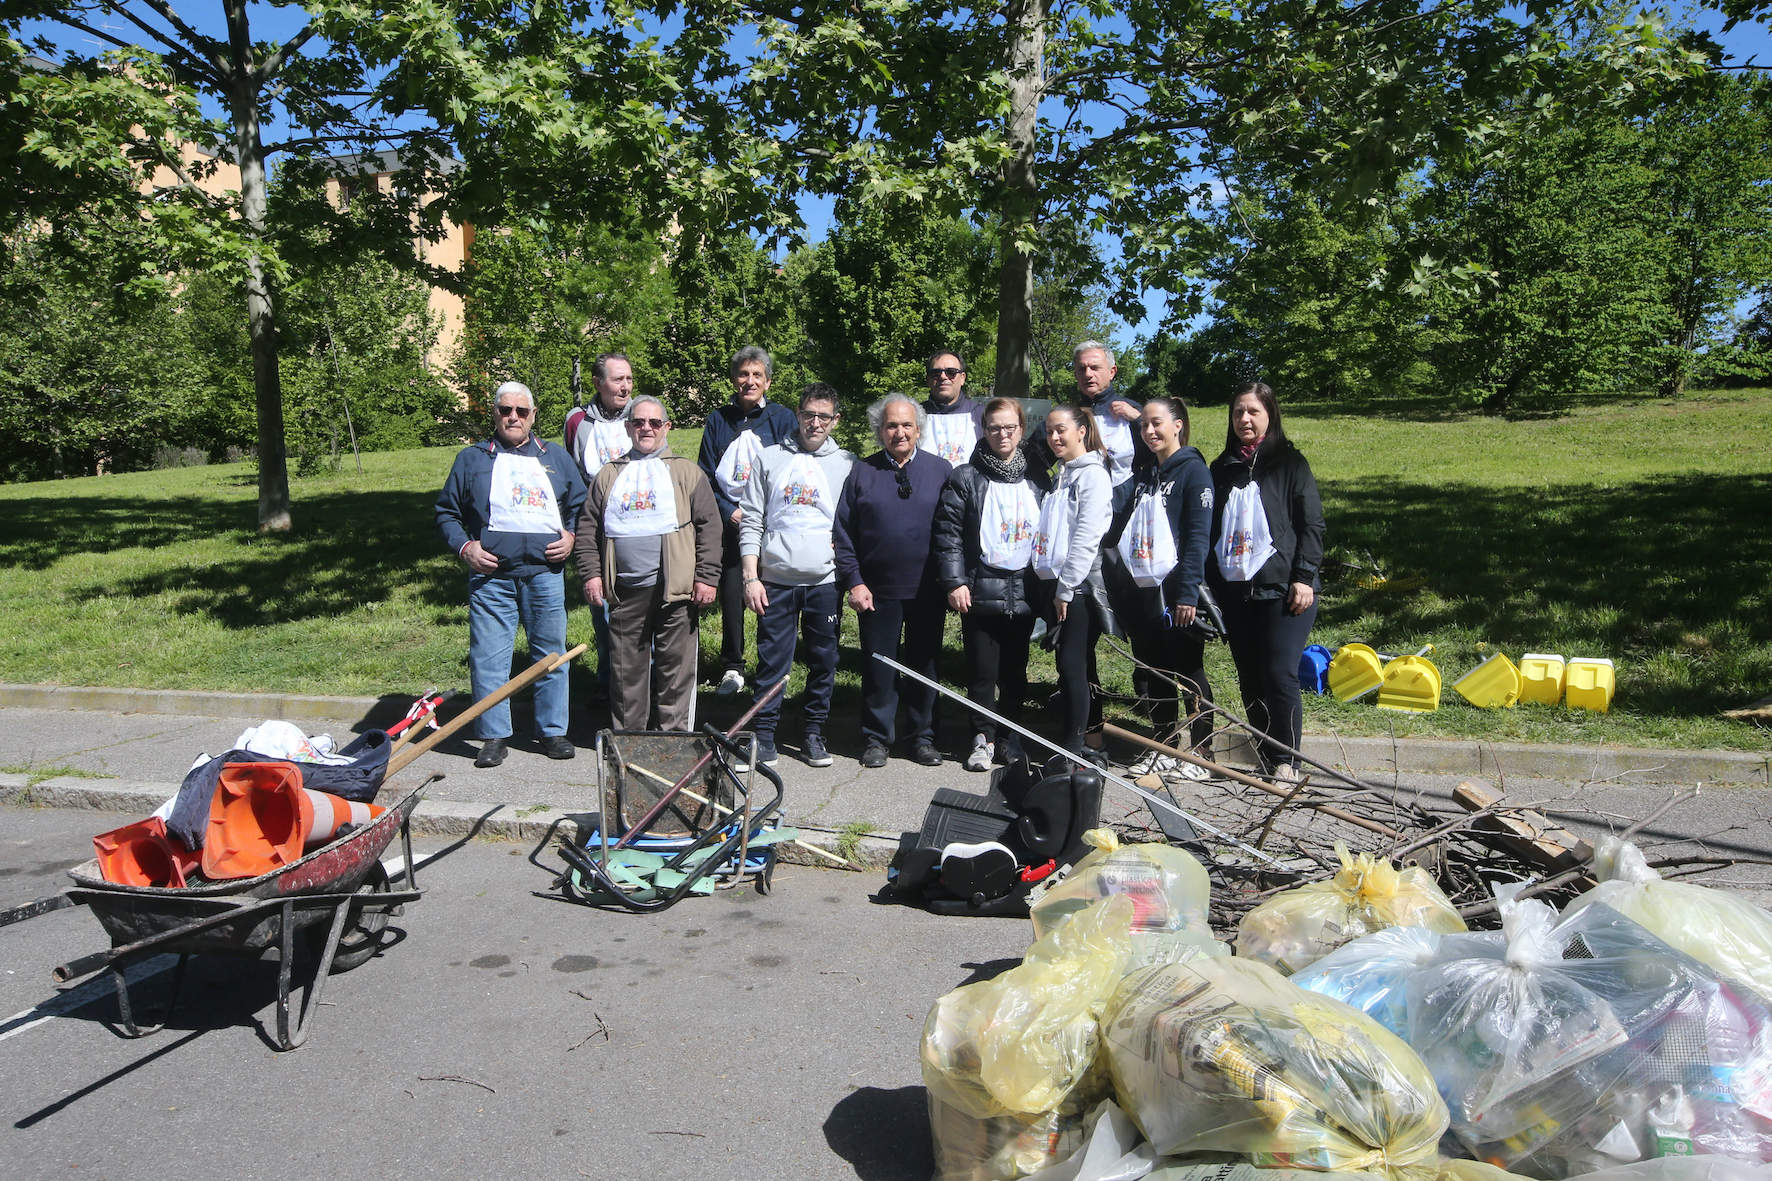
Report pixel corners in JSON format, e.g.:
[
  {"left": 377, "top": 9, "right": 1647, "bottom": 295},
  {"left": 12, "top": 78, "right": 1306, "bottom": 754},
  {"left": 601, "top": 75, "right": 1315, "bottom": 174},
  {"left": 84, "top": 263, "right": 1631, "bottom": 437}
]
[
  {"left": 803, "top": 732, "right": 833, "bottom": 768},
  {"left": 734, "top": 737, "right": 778, "bottom": 772},
  {"left": 539, "top": 735, "right": 575, "bottom": 760},
  {"left": 474, "top": 738, "right": 508, "bottom": 768},
  {"left": 859, "top": 740, "right": 888, "bottom": 769}
]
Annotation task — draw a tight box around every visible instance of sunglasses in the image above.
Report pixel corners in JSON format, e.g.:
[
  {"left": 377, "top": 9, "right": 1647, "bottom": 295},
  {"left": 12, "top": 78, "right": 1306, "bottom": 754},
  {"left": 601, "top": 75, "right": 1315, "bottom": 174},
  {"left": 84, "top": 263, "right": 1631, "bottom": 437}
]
[
  {"left": 495, "top": 404, "right": 532, "bottom": 419},
  {"left": 895, "top": 468, "right": 912, "bottom": 499},
  {"left": 928, "top": 367, "right": 964, "bottom": 380},
  {"left": 799, "top": 410, "right": 837, "bottom": 424},
  {"left": 629, "top": 417, "right": 667, "bottom": 430}
]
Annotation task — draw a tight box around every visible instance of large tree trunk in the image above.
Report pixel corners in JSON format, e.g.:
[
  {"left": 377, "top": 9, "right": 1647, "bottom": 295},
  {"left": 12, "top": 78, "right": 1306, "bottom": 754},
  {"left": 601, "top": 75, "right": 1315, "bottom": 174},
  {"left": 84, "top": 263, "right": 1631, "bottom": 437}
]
[
  {"left": 992, "top": 0, "right": 1046, "bottom": 399},
  {"left": 225, "top": 0, "right": 291, "bottom": 532}
]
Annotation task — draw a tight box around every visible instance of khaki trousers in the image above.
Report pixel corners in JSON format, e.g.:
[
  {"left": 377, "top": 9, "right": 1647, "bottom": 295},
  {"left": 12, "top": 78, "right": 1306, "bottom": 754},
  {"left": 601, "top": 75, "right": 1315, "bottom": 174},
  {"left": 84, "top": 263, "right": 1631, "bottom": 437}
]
[{"left": 607, "top": 583, "right": 699, "bottom": 732}]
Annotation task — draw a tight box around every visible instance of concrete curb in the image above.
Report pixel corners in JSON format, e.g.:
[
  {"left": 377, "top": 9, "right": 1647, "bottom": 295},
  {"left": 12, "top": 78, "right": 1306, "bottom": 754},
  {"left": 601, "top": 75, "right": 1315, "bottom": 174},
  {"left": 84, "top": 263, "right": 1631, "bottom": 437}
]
[
  {"left": 6, "top": 680, "right": 1765, "bottom": 785},
  {"left": 0, "top": 774, "right": 896, "bottom": 872}
]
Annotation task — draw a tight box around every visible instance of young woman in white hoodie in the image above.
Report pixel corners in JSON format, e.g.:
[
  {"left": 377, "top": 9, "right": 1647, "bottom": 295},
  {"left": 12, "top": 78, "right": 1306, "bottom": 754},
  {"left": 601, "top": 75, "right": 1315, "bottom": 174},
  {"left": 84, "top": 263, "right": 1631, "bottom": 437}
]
[{"left": 1035, "top": 405, "right": 1114, "bottom": 767}]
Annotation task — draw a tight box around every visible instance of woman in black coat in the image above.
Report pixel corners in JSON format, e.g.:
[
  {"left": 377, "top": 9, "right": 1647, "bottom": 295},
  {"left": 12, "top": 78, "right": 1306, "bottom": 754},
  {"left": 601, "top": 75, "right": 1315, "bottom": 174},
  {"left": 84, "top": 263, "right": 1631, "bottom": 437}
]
[
  {"left": 1108, "top": 397, "right": 1216, "bottom": 779},
  {"left": 1206, "top": 382, "right": 1326, "bottom": 782},
  {"left": 932, "top": 397, "right": 1048, "bottom": 770}
]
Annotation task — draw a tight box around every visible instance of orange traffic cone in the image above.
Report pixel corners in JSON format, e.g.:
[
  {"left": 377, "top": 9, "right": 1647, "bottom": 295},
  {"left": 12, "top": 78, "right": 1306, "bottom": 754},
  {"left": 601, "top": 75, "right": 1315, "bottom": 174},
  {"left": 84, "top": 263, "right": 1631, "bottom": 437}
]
[
  {"left": 93, "top": 816, "right": 201, "bottom": 888},
  {"left": 200, "top": 762, "right": 385, "bottom": 881}
]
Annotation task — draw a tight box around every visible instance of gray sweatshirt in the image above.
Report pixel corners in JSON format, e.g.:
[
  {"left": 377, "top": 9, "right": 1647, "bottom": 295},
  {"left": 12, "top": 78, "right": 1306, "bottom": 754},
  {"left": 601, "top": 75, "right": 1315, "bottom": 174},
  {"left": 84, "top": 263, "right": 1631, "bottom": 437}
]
[
  {"left": 1051, "top": 450, "right": 1111, "bottom": 603},
  {"left": 738, "top": 434, "right": 856, "bottom": 586}
]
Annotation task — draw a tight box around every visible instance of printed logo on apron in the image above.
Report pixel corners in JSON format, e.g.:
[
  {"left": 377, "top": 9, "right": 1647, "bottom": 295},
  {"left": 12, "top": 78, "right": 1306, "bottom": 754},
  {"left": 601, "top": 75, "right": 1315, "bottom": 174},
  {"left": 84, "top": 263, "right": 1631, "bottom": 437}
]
[
  {"left": 978, "top": 479, "right": 1038, "bottom": 570},
  {"left": 922, "top": 413, "right": 977, "bottom": 465},
  {"left": 488, "top": 451, "right": 562, "bottom": 534},
  {"left": 764, "top": 452, "right": 835, "bottom": 535}
]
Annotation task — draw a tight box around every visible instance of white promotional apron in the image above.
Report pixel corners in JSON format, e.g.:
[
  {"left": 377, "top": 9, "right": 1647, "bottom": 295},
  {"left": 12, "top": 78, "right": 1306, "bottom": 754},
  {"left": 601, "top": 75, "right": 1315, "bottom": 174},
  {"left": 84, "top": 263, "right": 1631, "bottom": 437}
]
[
  {"left": 488, "top": 451, "right": 562, "bottom": 534},
  {"left": 715, "top": 429, "right": 765, "bottom": 501},
  {"left": 1215, "top": 482, "right": 1276, "bottom": 581},
  {"left": 1093, "top": 410, "right": 1135, "bottom": 486},
  {"left": 922, "top": 412, "right": 978, "bottom": 466},
  {"left": 578, "top": 417, "right": 631, "bottom": 479},
  {"left": 603, "top": 456, "right": 680, "bottom": 537},
  {"left": 978, "top": 479, "right": 1039, "bottom": 570}
]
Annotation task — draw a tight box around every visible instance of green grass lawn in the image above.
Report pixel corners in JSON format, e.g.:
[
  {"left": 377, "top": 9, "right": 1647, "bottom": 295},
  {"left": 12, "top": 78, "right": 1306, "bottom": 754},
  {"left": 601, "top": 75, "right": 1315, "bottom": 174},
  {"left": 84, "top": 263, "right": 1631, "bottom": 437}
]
[{"left": 1, "top": 395, "right": 1768, "bottom": 751}]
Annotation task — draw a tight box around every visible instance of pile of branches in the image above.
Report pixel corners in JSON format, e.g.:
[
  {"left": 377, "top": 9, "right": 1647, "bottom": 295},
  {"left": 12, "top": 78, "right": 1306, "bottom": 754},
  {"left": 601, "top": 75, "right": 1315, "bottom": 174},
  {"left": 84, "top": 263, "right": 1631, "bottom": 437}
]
[{"left": 1095, "top": 642, "right": 1756, "bottom": 940}]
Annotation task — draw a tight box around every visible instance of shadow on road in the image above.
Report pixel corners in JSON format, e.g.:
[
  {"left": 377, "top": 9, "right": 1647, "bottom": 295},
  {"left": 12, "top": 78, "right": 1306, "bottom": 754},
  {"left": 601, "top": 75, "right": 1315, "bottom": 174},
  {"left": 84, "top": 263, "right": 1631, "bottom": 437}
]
[{"left": 825, "top": 1084, "right": 932, "bottom": 1181}]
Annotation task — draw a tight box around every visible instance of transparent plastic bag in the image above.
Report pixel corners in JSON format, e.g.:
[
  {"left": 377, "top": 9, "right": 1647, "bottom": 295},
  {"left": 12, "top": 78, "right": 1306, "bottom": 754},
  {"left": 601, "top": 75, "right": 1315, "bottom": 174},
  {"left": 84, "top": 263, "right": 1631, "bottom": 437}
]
[
  {"left": 1234, "top": 843, "right": 1466, "bottom": 975},
  {"left": 924, "top": 896, "right": 1135, "bottom": 1122},
  {"left": 930, "top": 1092, "right": 1092, "bottom": 1181},
  {"left": 1290, "top": 924, "right": 1494, "bottom": 1035},
  {"left": 1565, "top": 838, "right": 1772, "bottom": 1000},
  {"left": 1021, "top": 1100, "right": 1159, "bottom": 1181},
  {"left": 1099, "top": 954, "right": 1449, "bottom": 1180},
  {"left": 1560, "top": 1159, "right": 1772, "bottom": 1181},
  {"left": 1031, "top": 830, "right": 1212, "bottom": 942}
]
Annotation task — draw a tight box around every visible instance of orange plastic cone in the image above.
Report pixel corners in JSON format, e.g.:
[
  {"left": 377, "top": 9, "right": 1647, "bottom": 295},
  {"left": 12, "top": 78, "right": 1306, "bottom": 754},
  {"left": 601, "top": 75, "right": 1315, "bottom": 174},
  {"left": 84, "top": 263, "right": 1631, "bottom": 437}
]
[
  {"left": 201, "top": 762, "right": 307, "bottom": 880},
  {"left": 93, "top": 816, "right": 201, "bottom": 888},
  {"left": 297, "top": 788, "right": 384, "bottom": 846}
]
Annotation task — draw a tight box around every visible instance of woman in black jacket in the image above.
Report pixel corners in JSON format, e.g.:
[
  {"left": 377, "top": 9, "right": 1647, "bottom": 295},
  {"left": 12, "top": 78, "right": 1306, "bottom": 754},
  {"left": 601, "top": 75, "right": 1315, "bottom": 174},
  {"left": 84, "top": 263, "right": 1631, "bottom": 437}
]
[
  {"left": 1109, "top": 397, "right": 1216, "bottom": 779},
  {"left": 932, "top": 398, "right": 1048, "bottom": 770},
  {"left": 1207, "top": 382, "right": 1326, "bottom": 782}
]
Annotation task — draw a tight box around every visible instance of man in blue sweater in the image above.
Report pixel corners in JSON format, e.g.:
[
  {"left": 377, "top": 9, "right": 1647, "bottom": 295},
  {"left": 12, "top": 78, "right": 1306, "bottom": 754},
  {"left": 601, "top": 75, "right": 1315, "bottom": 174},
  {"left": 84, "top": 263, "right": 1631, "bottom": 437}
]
[
  {"left": 436, "top": 381, "right": 586, "bottom": 768},
  {"left": 835, "top": 393, "right": 953, "bottom": 768},
  {"left": 697, "top": 346, "right": 799, "bottom": 699}
]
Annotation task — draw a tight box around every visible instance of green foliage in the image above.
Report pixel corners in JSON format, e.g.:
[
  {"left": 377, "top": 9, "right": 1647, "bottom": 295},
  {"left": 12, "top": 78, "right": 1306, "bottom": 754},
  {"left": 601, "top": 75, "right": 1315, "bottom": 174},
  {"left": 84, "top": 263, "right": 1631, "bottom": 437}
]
[
  {"left": 797, "top": 192, "right": 995, "bottom": 415},
  {"left": 453, "top": 220, "right": 673, "bottom": 439}
]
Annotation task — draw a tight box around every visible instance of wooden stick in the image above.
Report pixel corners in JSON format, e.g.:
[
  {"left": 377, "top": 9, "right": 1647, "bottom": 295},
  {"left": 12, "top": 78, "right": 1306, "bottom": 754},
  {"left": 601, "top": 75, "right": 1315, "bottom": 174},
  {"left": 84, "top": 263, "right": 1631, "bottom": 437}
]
[
  {"left": 1101, "top": 724, "right": 1406, "bottom": 841},
  {"left": 386, "top": 644, "right": 588, "bottom": 777}
]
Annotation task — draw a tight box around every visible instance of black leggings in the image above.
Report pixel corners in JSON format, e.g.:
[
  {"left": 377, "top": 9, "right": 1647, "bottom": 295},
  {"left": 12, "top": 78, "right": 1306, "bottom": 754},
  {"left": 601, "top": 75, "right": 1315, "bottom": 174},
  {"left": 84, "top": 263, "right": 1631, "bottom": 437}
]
[
  {"left": 1131, "top": 623, "right": 1214, "bottom": 753},
  {"left": 1053, "top": 597, "right": 1105, "bottom": 744},
  {"left": 1219, "top": 593, "right": 1317, "bottom": 769},
  {"left": 961, "top": 612, "right": 1035, "bottom": 742}
]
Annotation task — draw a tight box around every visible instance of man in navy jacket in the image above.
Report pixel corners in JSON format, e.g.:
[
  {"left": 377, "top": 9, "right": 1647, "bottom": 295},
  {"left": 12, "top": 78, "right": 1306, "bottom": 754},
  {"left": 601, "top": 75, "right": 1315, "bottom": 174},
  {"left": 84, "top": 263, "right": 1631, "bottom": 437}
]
[
  {"left": 436, "top": 381, "right": 586, "bottom": 768},
  {"left": 696, "top": 346, "right": 799, "bottom": 698}
]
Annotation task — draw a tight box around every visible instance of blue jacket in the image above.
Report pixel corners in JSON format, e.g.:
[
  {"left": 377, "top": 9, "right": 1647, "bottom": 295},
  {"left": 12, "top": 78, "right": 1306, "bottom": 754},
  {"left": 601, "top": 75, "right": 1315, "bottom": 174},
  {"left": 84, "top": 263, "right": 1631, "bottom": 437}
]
[
  {"left": 1109, "top": 446, "right": 1214, "bottom": 620},
  {"left": 696, "top": 399, "right": 800, "bottom": 521},
  {"left": 436, "top": 436, "right": 586, "bottom": 579},
  {"left": 833, "top": 448, "right": 953, "bottom": 600}
]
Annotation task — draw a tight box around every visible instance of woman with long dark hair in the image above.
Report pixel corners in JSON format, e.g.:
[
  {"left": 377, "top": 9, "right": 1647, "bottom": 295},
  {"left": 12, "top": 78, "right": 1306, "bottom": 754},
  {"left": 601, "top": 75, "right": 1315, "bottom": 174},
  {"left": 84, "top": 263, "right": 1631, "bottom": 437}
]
[
  {"left": 1110, "top": 396, "right": 1216, "bottom": 779},
  {"left": 932, "top": 397, "right": 1048, "bottom": 770},
  {"left": 1034, "top": 404, "right": 1115, "bottom": 767},
  {"left": 1207, "top": 382, "right": 1326, "bottom": 782}
]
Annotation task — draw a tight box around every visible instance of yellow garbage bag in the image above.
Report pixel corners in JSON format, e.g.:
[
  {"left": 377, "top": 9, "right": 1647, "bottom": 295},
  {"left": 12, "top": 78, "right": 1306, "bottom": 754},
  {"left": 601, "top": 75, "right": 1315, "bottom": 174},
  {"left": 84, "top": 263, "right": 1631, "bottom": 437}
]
[
  {"left": 923, "top": 895, "right": 1134, "bottom": 1122},
  {"left": 1030, "top": 828, "right": 1212, "bottom": 941},
  {"left": 1564, "top": 836, "right": 1772, "bottom": 998},
  {"left": 1236, "top": 843, "right": 1466, "bottom": 975},
  {"left": 927, "top": 1092, "right": 1089, "bottom": 1181},
  {"left": 1100, "top": 955, "right": 1450, "bottom": 1181}
]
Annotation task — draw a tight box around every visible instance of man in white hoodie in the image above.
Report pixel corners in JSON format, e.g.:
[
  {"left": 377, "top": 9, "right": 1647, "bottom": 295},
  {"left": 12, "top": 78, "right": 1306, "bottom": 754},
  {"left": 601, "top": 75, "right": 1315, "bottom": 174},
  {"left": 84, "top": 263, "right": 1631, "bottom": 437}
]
[{"left": 738, "top": 383, "right": 856, "bottom": 769}]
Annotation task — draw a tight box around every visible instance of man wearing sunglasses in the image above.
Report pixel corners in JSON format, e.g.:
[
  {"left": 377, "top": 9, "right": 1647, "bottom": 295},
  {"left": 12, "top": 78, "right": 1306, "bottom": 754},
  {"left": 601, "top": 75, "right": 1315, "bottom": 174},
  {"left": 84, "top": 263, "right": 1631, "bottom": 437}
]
[
  {"left": 919, "top": 348, "right": 985, "bottom": 466},
  {"left": 736, "top": 384, "right": 856, "bottom": 769},
  {"left": 836, "top": 393, "right": 953, "bottom": 768},
  {"left": 436, "top": 381, "right": 587, "bottom": 768},
  {"left": 574, "top": 396, "right": 720, "bottom": 731}
]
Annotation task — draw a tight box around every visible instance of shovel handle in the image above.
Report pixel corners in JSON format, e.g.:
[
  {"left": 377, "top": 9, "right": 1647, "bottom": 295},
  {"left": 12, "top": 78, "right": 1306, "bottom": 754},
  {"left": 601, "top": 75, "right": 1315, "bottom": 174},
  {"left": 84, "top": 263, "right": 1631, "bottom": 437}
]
[{"left": 387, "top": 644, "right": 587, "bottom": 777}]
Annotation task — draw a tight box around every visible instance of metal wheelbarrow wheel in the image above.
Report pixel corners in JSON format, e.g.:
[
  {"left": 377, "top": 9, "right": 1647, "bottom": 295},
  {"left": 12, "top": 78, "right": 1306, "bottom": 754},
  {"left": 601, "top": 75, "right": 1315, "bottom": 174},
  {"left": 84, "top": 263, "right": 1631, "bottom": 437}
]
[{"left": 311, "top": 862, "right": 396, "bottom": 973}]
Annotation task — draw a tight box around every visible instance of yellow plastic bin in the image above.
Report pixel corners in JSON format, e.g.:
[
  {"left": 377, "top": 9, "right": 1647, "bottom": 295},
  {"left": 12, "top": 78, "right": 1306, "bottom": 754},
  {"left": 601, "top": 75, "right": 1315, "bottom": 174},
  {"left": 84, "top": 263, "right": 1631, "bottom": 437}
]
[
  {"left": 1377, "top": 653, "right": 1442, "bottom": 713},
  {"left": 1328, "top": 643, "right": 1385, "bottom": 702},
  {"left": 1454, "top": 652, "right": 1521, "bottom": 709},
  {"left": 1565, "top": 657, "right": 1616, "bottom": 713},
  {"left": 1518, "top": 653, "right": 1566, "bottom": 706}
]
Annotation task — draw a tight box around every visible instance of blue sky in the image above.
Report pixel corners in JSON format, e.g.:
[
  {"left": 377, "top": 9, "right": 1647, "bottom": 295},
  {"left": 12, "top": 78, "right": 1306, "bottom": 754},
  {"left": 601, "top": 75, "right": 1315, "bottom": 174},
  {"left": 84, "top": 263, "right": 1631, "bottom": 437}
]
[{"left": 25, "top": 2, "right": 1772, "bottom": 344}]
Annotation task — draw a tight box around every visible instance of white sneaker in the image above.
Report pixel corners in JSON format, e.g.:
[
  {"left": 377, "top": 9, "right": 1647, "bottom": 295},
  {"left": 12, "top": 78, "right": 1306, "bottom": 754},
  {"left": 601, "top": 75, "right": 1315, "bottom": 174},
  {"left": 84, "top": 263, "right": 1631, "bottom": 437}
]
[
  {"left": 964, "top": 736, "right": 994, "bottom": 772},
  {"left": 1129, "top": 750, "right": 1180, "bottom": 777},
  {"left": 1177, "top": 760, "right": 1212, "bottom": 782},
  {"left": 1273, "top": 763, "right": 1302, "bottom": 785},
  {"left": 717, "top": 670, "right": 745, "bottom": 697}
]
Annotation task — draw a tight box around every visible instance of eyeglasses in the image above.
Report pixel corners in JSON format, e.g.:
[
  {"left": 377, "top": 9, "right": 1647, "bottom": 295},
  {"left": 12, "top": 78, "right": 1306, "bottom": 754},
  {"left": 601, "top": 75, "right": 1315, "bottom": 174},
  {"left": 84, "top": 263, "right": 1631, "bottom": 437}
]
[
  {"left": 629, "top": 417, "right": 667, "bottom": 430},
  {"left": 928, "top": 367, "right": 963, "bottom": 380},
  {"left": 984, "top": 423, "right": 1020, "bottom": 435},
  {"left": 799, "top": 410, "right": 837, "bottom": 424},
  {"left": 894, "top": 468, "right": 913, "bottom": 499},
  {"left": 495, "top": 404, "right": 532, "bottom": 419}
]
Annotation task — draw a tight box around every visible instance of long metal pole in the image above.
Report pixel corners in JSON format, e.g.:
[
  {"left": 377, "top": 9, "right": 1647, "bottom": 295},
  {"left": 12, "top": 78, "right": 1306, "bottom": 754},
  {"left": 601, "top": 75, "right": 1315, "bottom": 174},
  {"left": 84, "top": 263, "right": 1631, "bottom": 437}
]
[{"left": 871, "top": 654, "right": 1287, "bottom": 868}]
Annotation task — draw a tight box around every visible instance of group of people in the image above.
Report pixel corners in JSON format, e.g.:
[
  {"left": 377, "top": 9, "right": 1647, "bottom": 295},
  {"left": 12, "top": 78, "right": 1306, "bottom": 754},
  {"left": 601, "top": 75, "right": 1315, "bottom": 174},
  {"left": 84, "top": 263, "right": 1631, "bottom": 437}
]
[{"left": 434, "top": 341, "right": 1326, "bottom": 781}]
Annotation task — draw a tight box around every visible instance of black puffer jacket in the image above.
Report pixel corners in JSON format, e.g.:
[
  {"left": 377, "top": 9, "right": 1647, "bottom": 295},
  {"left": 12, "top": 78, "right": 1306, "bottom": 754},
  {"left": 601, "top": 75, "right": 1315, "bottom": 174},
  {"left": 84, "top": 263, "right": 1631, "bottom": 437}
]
[
  {"left": 1207, "top": 440, "right": 1326, "bottom": 602},
  {"left": 932, "top": 451, "right": 1050, "bottom": 617}
]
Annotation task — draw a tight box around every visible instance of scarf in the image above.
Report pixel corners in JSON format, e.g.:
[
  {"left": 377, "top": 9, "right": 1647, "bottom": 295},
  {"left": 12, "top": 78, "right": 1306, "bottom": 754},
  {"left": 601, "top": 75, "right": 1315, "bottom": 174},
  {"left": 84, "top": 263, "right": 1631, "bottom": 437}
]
[
  {"left": 971, "top": 438, "right": 1028, "bottom": 483},
  {"left": 1236, "top": 436, "right": 1265, "bottom": 461}
]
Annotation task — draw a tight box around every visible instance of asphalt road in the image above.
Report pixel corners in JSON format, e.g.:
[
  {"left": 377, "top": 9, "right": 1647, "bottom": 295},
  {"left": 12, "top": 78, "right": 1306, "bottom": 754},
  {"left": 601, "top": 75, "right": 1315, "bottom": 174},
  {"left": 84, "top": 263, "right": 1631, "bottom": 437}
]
[{"left": 0, "top": 803, "right": 1029, "bottom": 1181}]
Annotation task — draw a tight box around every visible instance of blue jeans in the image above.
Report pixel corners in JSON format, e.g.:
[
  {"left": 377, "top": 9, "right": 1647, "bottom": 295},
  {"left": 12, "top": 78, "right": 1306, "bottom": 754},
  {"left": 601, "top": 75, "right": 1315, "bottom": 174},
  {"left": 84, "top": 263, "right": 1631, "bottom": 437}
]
[
  {"left": 752, "top": 581, "right": 839, "bottom": 741},
  {"left": 467, "top": 570, "right": 569, "bottom": 741}
]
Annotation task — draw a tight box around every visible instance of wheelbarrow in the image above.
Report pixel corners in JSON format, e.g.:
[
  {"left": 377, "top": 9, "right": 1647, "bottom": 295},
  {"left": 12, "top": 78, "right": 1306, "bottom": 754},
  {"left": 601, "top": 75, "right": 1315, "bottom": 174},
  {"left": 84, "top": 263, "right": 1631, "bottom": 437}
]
[{"left": 51, "top": 779, "right": 427, "bottom": 1050}]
